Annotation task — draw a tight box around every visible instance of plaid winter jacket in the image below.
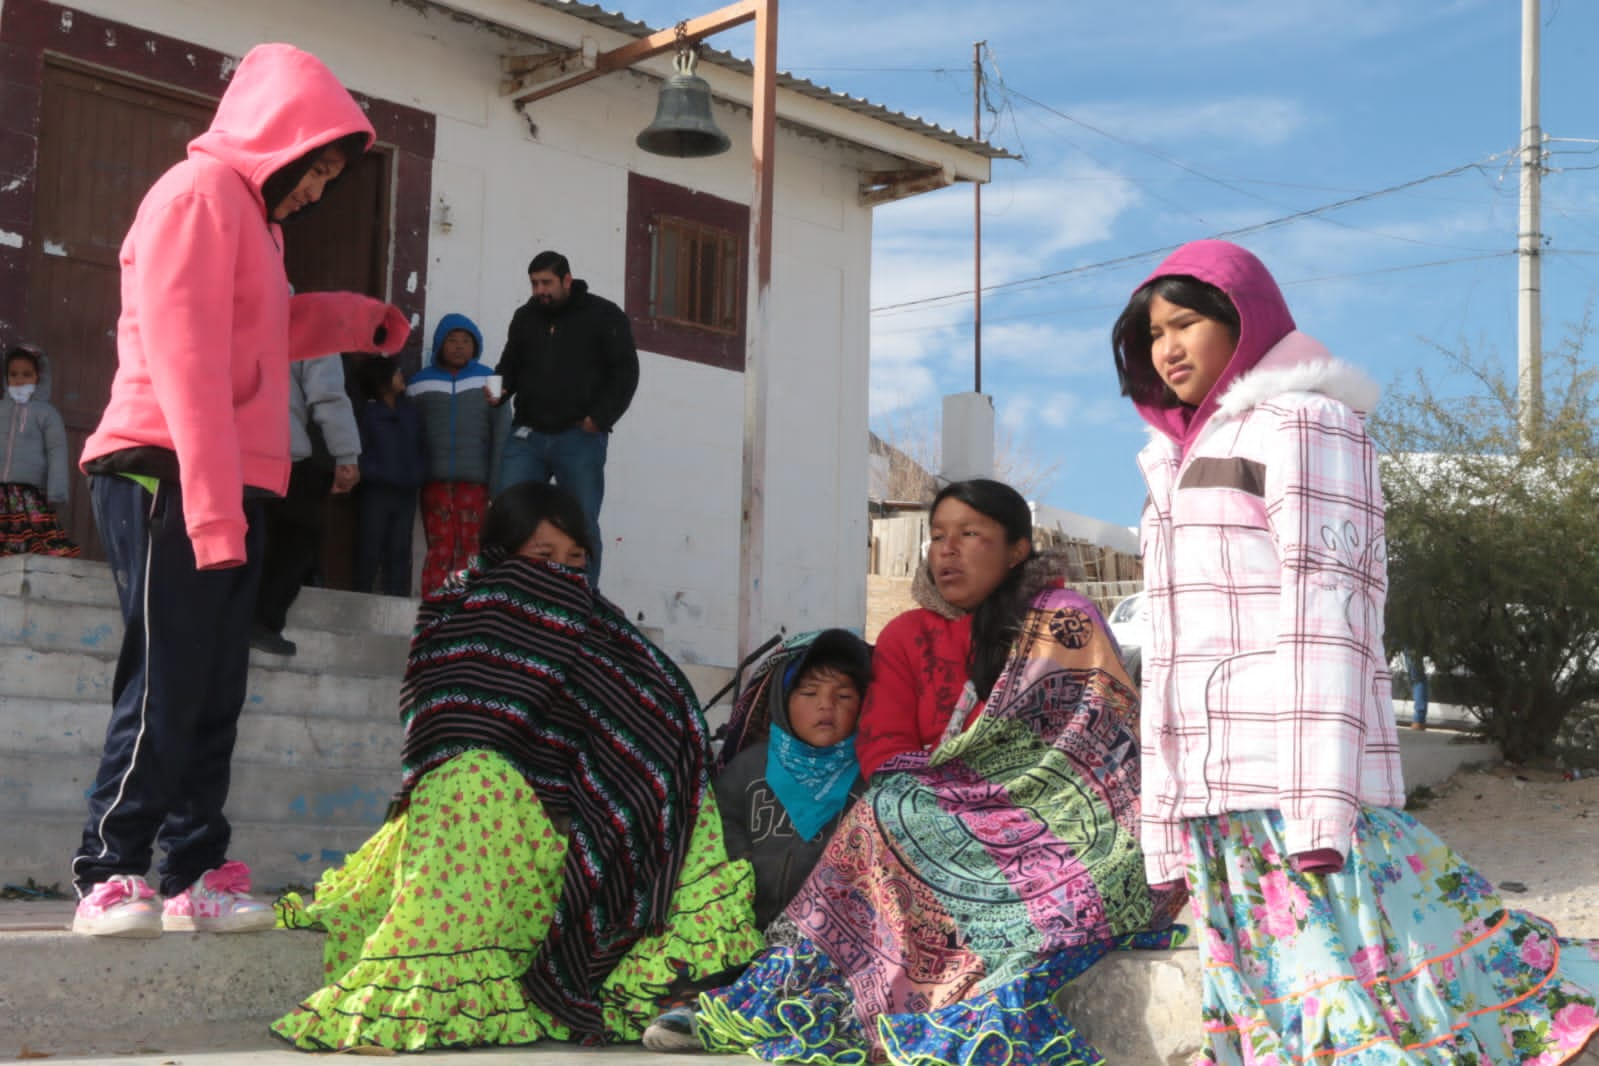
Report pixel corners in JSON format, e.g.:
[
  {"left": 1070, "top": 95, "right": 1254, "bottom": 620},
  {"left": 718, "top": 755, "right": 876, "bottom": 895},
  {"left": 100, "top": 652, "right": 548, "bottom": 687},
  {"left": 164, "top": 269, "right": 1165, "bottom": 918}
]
[{"left": 1136, "top": 334, "right": 1405, "bottom": 884}]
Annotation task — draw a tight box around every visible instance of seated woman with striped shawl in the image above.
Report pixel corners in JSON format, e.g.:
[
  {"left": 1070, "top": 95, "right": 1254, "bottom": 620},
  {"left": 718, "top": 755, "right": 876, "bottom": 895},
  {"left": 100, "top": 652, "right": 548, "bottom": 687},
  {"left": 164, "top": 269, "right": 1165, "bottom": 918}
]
[
  {"left": 693, "top": 478, "right": 1186, "bottom": 1066},
  {"left": 271, "top": 482, "right": 761, "bottom": 1051}
]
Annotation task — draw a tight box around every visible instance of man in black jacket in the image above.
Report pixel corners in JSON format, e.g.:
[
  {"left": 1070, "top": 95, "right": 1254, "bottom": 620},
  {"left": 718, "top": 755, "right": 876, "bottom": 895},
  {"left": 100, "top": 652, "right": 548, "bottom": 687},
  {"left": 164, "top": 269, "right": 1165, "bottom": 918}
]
[{"left": 493, "top": 251, "right": 639, "bottom": 586}]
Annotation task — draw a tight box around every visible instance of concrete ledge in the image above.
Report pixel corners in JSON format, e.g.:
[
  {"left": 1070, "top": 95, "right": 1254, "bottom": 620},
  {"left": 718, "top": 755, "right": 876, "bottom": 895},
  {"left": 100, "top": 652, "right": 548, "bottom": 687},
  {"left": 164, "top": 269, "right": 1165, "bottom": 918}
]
[
  {"left": 1058, "top": 947, "right": 1203, "bottom": 1066},
  {"left": 2, "top": 922, "right": 1592, "bottom": 1065},
  {"left": 0, "top": 926, "right": 325, "bottom": 1053},
  {"left": 0, "top": 923, "right": 1207, "bottom": 1061}
]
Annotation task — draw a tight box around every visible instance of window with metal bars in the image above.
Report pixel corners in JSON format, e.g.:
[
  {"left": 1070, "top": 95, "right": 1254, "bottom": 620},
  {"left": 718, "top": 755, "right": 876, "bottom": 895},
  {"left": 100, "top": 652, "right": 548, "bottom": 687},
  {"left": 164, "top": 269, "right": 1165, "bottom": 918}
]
[{"left": 650, "top": 215, "right": 741, "bottom": 335}]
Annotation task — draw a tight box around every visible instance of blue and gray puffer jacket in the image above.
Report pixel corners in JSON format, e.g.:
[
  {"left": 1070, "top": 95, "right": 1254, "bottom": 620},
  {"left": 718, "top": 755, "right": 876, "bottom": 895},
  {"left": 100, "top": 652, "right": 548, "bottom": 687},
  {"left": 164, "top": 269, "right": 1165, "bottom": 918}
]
[{"left": 406, "top": 313, "right": 495, "bottom": 485}]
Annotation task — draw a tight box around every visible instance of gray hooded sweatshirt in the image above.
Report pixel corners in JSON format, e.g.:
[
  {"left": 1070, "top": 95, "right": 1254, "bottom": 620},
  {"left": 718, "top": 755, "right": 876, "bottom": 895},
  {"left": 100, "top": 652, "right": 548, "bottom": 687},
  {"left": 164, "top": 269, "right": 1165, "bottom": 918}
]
[{"left": 2, "top": 348, "right": 70, "bottom": 503}]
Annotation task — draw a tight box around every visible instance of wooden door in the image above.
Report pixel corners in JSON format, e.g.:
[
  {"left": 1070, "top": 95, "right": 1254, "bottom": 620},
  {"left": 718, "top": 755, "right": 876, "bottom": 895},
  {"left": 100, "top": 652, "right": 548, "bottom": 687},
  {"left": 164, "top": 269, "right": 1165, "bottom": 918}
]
[
  {"left": 281, "top": 149, "right": 392, "bottom": 591},
  {"left": 25, "top": 63, "right": 212, "bottom": 559}
]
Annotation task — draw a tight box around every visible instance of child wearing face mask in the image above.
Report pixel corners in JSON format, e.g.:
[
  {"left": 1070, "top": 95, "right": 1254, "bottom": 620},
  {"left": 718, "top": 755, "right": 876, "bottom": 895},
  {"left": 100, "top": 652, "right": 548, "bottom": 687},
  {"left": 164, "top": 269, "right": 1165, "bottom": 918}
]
[{"left": 1, "top": 345, "right": 78, "bottom": 556}]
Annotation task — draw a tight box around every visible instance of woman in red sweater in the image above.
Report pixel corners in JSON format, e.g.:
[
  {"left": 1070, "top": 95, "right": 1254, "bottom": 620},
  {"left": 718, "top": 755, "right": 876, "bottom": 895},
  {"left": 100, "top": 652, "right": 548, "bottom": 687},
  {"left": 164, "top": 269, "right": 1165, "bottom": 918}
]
[{"left": 855, "top": 479, "right": 1034, "bottom": 775}]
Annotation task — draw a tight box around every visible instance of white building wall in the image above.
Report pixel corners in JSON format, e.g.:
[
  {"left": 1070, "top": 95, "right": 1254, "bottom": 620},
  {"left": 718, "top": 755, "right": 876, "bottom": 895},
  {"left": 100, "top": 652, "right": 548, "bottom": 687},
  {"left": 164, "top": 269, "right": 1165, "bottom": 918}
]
[{"left": 55, "top": 0, "right": 873, "bottom": 666}]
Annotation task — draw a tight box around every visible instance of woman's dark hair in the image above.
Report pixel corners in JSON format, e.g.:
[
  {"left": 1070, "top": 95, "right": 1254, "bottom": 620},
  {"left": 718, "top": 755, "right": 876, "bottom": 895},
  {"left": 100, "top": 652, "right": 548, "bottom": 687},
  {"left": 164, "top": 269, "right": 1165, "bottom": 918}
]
[
  {"left": 357, "top": 354, "right": 401, "bottom": 402},
  {"left": 1111, "top": 274, "right": 1240, "bottom": 408},
  {"left": 260, "top": 131, "right": 369, "bottom": 220},
  {"left": 479, "top": 482, "right": 593, "bottom": 565},
  {"left": 929, "top": 478, "right": 1036, "bottom": 700},
  {"left": 4, "top": 346, "right": 40, "bottom": 374}
]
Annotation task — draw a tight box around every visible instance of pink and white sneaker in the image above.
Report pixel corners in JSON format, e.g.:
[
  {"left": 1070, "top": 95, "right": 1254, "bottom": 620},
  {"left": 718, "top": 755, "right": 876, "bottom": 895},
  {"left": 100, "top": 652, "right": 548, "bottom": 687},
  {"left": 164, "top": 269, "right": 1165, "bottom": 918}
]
[
  {"left": 161, "top": 860, "right": 274, "bottom": 933},
  {"left": 73, "top": 874, "right": 162, "bottom": 938}
]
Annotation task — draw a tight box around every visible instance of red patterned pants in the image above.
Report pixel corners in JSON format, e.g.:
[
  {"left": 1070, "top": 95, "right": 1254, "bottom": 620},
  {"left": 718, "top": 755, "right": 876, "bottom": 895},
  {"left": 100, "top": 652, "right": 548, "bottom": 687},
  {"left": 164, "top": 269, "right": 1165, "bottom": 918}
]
[{"left": 419, "top": 481, "right": 489, "bottom": 596}]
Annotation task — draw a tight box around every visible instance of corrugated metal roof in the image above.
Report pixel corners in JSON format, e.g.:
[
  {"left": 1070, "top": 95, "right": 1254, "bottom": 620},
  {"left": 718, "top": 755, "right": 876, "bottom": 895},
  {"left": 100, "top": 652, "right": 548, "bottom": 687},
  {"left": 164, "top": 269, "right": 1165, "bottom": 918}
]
[{"left": 519, "top": 0, "right": 1016, "bottom": 161}]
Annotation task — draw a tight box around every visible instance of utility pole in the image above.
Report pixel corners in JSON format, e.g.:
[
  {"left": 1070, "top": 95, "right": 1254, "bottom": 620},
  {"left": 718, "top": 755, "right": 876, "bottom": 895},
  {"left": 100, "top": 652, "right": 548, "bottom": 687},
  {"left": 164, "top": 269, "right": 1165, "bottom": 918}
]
[
  {"left": 973, "top": 40, "right": 984, "bottom": 394},
  {"left": 1517, "top": 0, "right": 1543, "bottom": 446}
]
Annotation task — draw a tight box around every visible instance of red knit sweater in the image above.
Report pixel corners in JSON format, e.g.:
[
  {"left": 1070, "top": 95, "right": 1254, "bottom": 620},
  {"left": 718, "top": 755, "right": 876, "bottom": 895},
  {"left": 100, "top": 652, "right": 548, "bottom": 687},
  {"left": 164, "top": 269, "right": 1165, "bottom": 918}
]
[{"left": 856, "top": 607, "right": 981, "bottom": 778}]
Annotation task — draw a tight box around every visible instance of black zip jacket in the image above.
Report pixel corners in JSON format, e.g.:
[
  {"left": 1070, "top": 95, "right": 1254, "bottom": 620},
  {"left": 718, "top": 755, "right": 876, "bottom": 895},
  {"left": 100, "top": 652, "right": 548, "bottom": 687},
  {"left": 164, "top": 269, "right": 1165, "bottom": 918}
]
[{"left": 495, "top": 280, "right": 640, "bottom": 433}]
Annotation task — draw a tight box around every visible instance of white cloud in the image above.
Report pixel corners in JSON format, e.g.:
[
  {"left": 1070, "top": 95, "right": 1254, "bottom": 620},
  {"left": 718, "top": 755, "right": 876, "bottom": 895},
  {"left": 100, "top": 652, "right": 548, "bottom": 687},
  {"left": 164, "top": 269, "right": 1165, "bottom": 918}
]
[{"left": 1068, "top": 97, "right": 1311, "bottom": 150}]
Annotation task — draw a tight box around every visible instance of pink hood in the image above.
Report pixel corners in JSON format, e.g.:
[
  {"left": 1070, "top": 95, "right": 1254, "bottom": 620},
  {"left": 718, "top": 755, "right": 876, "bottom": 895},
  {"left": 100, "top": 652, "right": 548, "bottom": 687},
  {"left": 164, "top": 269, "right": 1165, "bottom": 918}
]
[
  {"left": 188, "top": 43, "right": 375, "bottom": 204},
  {"left": 1131, "top": 240, "right": 1296, "bottom": 451}
]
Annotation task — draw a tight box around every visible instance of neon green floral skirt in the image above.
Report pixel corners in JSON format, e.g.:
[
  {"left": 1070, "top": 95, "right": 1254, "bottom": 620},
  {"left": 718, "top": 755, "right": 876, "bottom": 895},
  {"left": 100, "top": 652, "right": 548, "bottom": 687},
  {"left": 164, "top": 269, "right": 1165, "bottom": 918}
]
[{"left": 270, "top": 750, "right": 762, "bottom": 1050}]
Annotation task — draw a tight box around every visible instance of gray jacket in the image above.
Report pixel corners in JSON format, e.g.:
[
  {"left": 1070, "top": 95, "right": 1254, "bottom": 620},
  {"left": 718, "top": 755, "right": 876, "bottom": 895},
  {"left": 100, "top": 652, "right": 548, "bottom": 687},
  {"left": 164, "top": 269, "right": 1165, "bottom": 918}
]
[
  {"left": 1, "top": 348, "right": 70, "bottom": 503},
  {"left": 290, "top": 354, "right": 360, "bottom": 465}
]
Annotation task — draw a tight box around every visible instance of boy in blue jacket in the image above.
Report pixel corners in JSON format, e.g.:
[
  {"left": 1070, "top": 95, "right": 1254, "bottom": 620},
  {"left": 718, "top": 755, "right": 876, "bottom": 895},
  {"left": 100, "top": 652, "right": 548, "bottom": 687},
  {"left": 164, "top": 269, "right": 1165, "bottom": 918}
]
[{"left": 406, "top": 314, "right": 496, "bottom": 595}]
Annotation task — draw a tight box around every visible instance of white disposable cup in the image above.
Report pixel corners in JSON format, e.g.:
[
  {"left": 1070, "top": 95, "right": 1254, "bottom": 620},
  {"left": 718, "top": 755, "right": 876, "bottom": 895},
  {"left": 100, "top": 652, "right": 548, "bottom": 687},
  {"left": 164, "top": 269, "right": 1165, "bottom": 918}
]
[{"left": 486, "top": 375, "right": 503, "bottom": 400}]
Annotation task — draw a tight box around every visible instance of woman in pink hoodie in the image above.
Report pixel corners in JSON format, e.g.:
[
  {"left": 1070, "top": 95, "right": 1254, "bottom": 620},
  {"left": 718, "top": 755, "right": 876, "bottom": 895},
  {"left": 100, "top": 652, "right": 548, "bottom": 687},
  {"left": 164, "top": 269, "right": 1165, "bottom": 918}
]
[
  {"left": 1113, "top": 239, "right": 1599, "bottom": 1064},
  {"left": 71, "top": 43, "right": 410, "bottom": 938}
]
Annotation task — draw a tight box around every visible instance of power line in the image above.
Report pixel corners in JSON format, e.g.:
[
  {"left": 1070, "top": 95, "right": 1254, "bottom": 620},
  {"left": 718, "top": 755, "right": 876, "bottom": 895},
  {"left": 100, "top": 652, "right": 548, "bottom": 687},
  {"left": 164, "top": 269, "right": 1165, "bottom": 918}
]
[
  {"left": 872, "top": 253, "right": 1517, "bottom": 338},
  {"left": 870, "top": 156, "right": 1510, "bottom": 317},
  {"left": 999, "top": 84, "right": 1508, "bottom": 254}
]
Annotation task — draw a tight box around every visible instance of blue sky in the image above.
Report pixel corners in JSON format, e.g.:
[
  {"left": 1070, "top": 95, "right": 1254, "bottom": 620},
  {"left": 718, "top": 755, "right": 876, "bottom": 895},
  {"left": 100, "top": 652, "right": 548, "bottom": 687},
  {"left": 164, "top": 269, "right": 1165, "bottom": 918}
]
[{"left": 618, "top": 0, "right": 1599, "bottom": 528}]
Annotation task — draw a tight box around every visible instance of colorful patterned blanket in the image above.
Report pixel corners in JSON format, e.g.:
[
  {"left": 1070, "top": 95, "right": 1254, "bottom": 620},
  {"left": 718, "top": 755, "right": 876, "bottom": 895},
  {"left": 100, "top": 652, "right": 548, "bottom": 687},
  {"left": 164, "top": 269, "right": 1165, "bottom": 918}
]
[{"left": 701, "top": 587, "right": 1185, "bottom": 1064}]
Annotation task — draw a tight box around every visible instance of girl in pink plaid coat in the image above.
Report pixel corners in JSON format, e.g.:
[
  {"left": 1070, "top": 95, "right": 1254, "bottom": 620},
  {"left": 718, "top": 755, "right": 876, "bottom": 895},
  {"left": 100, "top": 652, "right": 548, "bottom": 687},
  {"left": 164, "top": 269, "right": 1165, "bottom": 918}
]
[{"left": 1113, "top": 238, "right": 1598, "bottom": 1064}]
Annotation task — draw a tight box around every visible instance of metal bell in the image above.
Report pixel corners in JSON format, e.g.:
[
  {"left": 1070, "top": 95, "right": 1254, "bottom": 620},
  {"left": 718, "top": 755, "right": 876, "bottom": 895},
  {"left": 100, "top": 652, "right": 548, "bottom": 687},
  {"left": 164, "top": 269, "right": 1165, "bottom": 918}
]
[{"left": 636, "top": 49, "right": 731, "bottom": 158}]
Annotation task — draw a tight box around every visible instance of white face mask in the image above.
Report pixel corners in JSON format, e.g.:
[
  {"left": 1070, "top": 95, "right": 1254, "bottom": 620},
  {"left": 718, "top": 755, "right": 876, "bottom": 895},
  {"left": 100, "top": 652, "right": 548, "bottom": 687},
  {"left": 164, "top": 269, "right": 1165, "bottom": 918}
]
[{"left": 6, "top": 384, "right": 35, "bottom": 404}]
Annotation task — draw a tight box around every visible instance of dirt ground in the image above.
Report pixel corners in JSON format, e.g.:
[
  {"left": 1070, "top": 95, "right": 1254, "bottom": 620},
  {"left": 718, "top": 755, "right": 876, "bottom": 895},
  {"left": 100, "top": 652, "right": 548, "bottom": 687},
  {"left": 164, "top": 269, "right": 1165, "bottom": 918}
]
[
  {"left": 1414, "top": 765, "right": 1599, "bottom": 937},
  {"left": 864, "top": 575, "right": 1599, "bottom": 941},
  {"left": 865, "top": 574, "right": 917, "bottom": 641}
]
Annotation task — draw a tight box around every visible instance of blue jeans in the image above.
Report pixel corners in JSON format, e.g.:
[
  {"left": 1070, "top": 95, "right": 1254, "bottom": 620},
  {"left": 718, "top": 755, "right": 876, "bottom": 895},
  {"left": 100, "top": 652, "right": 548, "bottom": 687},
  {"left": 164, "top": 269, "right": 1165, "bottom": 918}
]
[
  {"left": 499, "top": 426, "right": 608, "bottom": 586},
  {"left": 75, "top": 475, "right": 264, "bottom": 897},
  {"left": 1403, "top": 650, "right": 1429, "bottom": 725}
]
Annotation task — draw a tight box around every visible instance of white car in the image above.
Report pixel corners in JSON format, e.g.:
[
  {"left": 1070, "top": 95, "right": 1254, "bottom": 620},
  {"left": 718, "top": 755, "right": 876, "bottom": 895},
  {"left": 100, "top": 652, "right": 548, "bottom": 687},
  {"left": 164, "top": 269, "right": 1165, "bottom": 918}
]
[{"left": 1107, "top": 591, "right": 1147, "bottom": 686}]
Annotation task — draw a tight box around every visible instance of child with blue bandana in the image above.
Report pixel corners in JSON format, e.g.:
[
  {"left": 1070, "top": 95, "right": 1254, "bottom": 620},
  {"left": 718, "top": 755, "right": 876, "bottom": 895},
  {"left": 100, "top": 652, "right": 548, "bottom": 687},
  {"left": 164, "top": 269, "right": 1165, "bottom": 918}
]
[
  {"left": 645, "top": 628, "right": 871, "bottom": 1051},
  {"left": 715, "top": 628, "right": 871, "bottom": 934}
]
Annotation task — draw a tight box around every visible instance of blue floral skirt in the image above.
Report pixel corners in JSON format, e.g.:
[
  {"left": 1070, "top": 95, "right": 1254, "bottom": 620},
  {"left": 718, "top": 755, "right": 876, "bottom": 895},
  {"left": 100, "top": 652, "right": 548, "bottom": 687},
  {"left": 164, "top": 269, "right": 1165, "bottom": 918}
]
[{"left": 1187, "top": 807, "right": 1599, "bottom": 1064}]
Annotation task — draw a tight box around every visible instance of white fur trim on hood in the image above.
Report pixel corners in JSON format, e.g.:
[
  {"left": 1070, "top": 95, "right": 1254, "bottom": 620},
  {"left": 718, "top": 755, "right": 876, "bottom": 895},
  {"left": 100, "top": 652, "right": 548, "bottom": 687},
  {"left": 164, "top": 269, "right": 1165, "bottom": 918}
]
[{"left": 1212, "top": 331, "right": 1381, "bottom": 421}]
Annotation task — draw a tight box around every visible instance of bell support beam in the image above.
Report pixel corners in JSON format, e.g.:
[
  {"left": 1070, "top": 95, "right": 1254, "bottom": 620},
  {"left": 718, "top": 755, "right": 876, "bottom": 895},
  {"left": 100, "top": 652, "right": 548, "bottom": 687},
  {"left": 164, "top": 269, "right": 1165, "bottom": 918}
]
[
  {"left": 500, "top": 41, "right": 599, "bottom": 98},
  {"left": 738, "top": 0, "right": 777, "bottom": 666},
  {"left": 859, "top": 165, "right": 952, "bottom": 206},
  {"left": 510, "top": 0, "right": 758, "bottom": 106}
]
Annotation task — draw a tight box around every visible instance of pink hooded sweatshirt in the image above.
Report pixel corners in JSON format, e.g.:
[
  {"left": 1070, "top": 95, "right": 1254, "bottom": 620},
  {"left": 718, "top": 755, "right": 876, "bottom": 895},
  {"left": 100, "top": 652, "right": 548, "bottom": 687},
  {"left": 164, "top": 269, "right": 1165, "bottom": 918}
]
[{"left": 81, "top": 43, "right": 408, "bottom": 569}]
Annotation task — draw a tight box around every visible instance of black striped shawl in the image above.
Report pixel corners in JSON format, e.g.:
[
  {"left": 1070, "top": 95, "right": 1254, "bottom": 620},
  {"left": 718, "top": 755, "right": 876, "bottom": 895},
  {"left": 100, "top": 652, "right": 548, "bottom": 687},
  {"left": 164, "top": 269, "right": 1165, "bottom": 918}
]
[{"left": 396, "top": 556, "right": 711, "bottom": 1040}]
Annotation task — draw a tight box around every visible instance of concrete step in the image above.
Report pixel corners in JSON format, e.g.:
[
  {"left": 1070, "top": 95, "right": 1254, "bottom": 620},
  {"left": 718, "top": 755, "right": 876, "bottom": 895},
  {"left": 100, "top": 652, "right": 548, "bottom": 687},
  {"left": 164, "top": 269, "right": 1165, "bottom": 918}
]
[
  {"left": 0, "top": 750, "right": 395, "bottom": 822},
  {"left": 0, "top": 696, "right": 401, "bottom": 768},
  {"left": 0, "top": 646, "right": 402, "bottom": 718},
  {"left": 0, "top": 593, "right": 412, "bottom": 677},
  {"left": 0, "top": 813, "right": 384, "bottom": 892},
  {"left": 0, "top": 553, "right": 420, "bottom": 638}
]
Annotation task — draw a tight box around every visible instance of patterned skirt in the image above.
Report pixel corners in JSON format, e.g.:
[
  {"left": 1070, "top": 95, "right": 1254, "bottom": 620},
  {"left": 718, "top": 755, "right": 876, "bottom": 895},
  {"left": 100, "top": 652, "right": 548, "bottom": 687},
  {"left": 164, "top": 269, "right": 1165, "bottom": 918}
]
[
  {"left": 1187, "top": 806, "right": 1599, "bottom": 1064},
  {"left": 270, "top": 750, "right": 763, "bottom": 1050},
  {"left": 697, "top": 929, "right": 1178, "bottom": 1066},
  {"left": 0, "top": 482, "right": 78, "bottom": 556}
]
